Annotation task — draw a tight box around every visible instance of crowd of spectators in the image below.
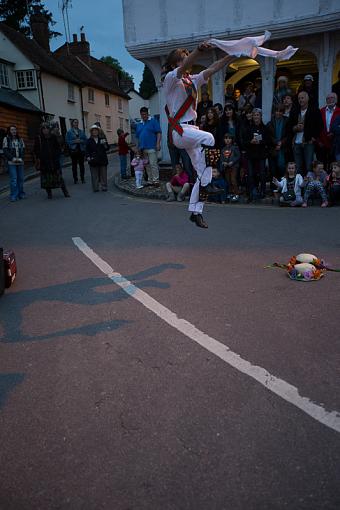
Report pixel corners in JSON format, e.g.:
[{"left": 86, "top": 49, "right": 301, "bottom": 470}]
[{"left": 165, "top": 72, "right": 340, "bottom": 206}]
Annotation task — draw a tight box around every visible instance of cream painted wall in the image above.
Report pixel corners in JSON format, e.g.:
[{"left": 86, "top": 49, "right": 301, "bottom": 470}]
[
  {"left": 40, "top": 72, "right": 82, "bottom": 129},
  {"left": 83, "top": 86, "right": 129, "bottom": 144},
  {"left": 0, "top": 28, "right": 40, "bottom": 107}
]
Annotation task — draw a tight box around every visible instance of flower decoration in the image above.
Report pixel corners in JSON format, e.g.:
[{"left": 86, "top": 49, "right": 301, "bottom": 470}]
[{"left": 266, "top": 252, "right": 340, "bottom": 282}]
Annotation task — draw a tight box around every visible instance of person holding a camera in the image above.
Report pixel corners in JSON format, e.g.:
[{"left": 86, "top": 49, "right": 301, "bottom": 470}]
[
  {"left": 85, "top": 125, "right": 109, "bottom": 192},
  {"left": 2, "top": 125, "right": 25, "bottom": 202}
]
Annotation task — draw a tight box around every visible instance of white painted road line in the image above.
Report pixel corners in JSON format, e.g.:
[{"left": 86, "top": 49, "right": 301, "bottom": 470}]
[{"left": 72, "top": 236, "right": 340, "bottom": 434}]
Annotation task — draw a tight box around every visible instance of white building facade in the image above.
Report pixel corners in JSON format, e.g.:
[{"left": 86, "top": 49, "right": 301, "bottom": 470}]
[{"left": 122, "top": 0, "right": 340, "bottom": 160}]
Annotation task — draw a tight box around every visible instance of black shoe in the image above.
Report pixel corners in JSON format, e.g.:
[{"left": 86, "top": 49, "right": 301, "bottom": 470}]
[
  {"left": 63, "top": 190, "right": 71, "bottom": 198},
  {"left": 195, "top": 214, "right": 208, "bottom": 228},
  {"left": 201, "top": 183, "right": 224, "bottom": 195},
  {"left": 189, "top": 213, "right": 196, "bottom": 223}
]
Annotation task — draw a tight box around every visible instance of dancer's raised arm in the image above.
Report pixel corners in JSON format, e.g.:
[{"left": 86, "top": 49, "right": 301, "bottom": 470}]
[
  {"left": 176, "top": 41, "right": 211, "bottom": 78},
  {"left": 203, "top": 54, "right": 235, "bottom": 80}
]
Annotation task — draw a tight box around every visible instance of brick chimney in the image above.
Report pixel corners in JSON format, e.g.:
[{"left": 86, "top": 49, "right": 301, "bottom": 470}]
[
  {"left": 69, "top": 32, "right": 90, "bottom": 59},
  {"left": 30, "top": 13, "right": 50, "bottom": 51}
]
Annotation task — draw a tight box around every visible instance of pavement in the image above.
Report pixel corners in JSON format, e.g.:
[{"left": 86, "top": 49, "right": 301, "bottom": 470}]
[{"left": 0, "top": 153, "right": 340, "bottom": 510}]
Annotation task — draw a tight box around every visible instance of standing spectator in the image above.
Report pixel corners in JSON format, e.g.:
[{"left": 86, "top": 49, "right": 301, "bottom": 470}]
[
  {"left": 2, "top": 125, "right": 25, "bottom": 202},
  {"left": 136, "top": 107, "right": 161, "bottom": 186},
  {"left": 66, "top": 119, "right": 87, "bottom": 184},
  {"left": 316, "top": 92, "right": 340, "bottom": 170},
  {"left": 117, "top": 129, "right": 129, "bottom": 179},
  {"left": 266, "top": 104, "right": 288, "bottom": 182},
  {"left": 273, "top": 76, "right": 291, "bottom": 106},
  {"left": 254, "top": 77, "right": 262, "bottom": 109},
  {"left": 214, "top": 103, "right": 224, "bottom": 118},
  {"left": 165, "top": 163, "right": 190, "bottom": 201},
  {"left": 197, "top": 92, "right": 213, "bottom": 121},
  {"left": 282, "top": 93, "right": 293, "bottom": 118},
  {"left": 34, "top": 123, "right": 70, "bottom": 199},
  {"left": 332, "top": 71, "right": 340, "bottom": 106},
  {"left": 221, "top": 133, "right": 240, "bottom": 201},
  {"left": 244, "top": 109, "right": 268, "bottom": 201},
  {"left": 238, "top": 82, "right": 256, "bottom": 112},
  {"left": 287, "top": 91, "right": 323, "bottom": 176},
  {"left": 297, "top": 74, "right": 318, "bottom": 107},
  {"left": 225, "top": 83, "right": 235, "bottom": 106},
  {"left": 331, "top": 111, "right": 340, "bottom": 161},
  {"left": 85, "top": 125, "right": 109, "bottom": 192},
  {"left": 239, "top": 105, "right": 254, "bottom": 189},
  {"left": 51, "top": 122, "right": 65, "bottom": 169},
  {"left": 302, "top": 161, "right": 328, "bottom": 208},
  {"left": 202, "top": 107, "right": 220, "bottom": 146},
  {"left": 234, "top": 88, "right": 241, "bottom": 111},
  {"left": 217, "top": 102, "right": 239, "bottom": 148}
]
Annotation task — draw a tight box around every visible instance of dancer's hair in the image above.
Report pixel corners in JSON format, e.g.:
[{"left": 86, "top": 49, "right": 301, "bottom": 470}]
[{"left": 164, "top": 48, "right": 189, "bottom": 74}]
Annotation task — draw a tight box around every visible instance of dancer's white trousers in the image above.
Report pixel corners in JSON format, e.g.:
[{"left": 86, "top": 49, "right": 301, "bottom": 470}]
[{"left": 172, "top": 125, "right": 215, "bottom": 214}]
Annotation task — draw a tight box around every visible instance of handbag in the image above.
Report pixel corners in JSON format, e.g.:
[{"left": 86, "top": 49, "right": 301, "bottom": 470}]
[{"left": 282, "top": 191, "right": 296, "bottom": 201}]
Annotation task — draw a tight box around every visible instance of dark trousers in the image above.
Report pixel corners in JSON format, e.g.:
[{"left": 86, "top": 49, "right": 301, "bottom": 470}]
[
  {"left": 168, "top": 143, "right": 195, "bottom": 182},
  {"left": 247, "top": 158, "right": 266, "bottom": 198},
  {"left": 71, "top": 151, "right": 85, "bottom": 182}
]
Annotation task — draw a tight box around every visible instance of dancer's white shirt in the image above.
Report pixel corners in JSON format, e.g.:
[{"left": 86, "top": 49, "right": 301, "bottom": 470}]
[{"left": 163, "top": 68, "right": 207, "bottom": 123}]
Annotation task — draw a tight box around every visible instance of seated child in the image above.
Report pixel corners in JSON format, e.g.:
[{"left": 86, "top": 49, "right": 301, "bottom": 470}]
[
  {"left": 272, "top": 161, "right": 304, "bottom": 207},
  {"left": 221, "top": 133, "right": 240, "bottom": 202},
  {"left": 207, "top": 167, "right": 228, "bottom": 204},
  {"left": 131, "top": 150, "right": 148, "bottom": 189},
  {"left": 302, "top": 160, "right": 328, "bottom": 207},
  {"left": 166, "top": 163, "right": 190, "bottom": 201},
  {"left": 327, "top": 161, "right": 340, "bottom": 206}
]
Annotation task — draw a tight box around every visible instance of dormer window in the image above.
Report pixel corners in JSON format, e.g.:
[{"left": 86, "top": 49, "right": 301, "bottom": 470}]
[
  {"left": 0, "top": 63, "right": 9, "bottom": 87},
  {"left": 16, "top": 70, "right": 36, "bottom": 90}
]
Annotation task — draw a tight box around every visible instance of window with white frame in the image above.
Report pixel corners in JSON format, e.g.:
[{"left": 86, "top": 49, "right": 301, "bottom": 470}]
[
  {"left": 0, "top": 63, "right": 9, "bottom": 87},
  {"left": 118, "top": 98, "right": 122, "bottom": 112},
  {"left": 105, "top": 93, "right": 110, "bottom": 106},
  {"left": 68, "top": 83, "right": 75, "bottom": 101},
  {"left": 16, "top": 70, "right": 36, "bottom": 89},
  {"left": 88, "top": 88, "right": 94, "bottom": 103},
  {"left": 119, "top": 117, "right": 124, "bottom": 130},
  {"left": 105, "top": 116, "right": 112, "bottom": 131}
]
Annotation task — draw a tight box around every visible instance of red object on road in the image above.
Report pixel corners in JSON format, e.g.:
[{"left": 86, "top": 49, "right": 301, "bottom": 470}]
[{"left": 3, "top": 249, "right": 17, "bottom": 288}]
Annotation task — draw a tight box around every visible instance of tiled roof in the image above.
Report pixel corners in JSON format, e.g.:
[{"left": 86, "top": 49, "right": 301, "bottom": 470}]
[
  {"left": 0, "top": 87, "right": 42, "bottom": 113},
  {"left": 53, "top": 51, "right": 130, "bottom": 99},
  {"left": 0, "top": 23, "right": 81, "bottom": 84}
]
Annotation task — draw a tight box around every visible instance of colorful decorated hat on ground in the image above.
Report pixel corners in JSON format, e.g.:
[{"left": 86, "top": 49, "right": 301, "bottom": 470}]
[{"left": 267, "top": 253, "right": 340, "bottom": 282}]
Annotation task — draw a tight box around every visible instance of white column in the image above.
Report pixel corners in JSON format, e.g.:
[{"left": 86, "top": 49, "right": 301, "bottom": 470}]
[
  {"left": 211, "top": 68, "right": 225, "bottom": 107},
  {"left": 317, "top": 32, "right": 336, "bottom": 107},
  {"left": 158, "top": 82, "right": 170, "bottom": 162},
  {"left": 144, "top": 57, "right": 170, "bottom": 162},
  {"left": 258, "top": 56, "right": 276, "bottom": 123}
]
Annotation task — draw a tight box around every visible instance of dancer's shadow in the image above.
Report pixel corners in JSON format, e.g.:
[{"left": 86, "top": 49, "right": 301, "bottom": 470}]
[{"left": 0, "top": 263, "right": 185, "bottom": 344}]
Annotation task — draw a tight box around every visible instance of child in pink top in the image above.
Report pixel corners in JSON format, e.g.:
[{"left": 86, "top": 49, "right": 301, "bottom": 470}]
[
  {"left": 131, "top": 150, "right": 148, "bottom": 188},
  {"left": 166, "top": 164, "right": 190, "bottom": 201}
]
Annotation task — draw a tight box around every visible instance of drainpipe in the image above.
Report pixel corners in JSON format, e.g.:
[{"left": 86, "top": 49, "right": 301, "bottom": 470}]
[
  {"left": 79, "top": 85, "right": 85, "bottom": 131},
  {"left": 37, "top": 69, "right": 46, "bottom": 118}
]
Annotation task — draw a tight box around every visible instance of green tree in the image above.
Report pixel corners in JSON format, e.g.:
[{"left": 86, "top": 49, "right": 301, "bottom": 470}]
[
  {"left": 139, "top": 65, "right": 157, "bottom": 99},
  {"left": 100, "top": 56, "right": 134, "bottom": 84},
  {"left": 0, "top": 0, "right": 60, "bottom": 38}
]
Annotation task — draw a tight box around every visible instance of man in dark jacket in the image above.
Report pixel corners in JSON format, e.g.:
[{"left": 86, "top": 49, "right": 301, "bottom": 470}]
[
  {"left": 287, "top": 91, "right": 323, "bottom": 176},
  {"left": 85, "top": 125, "right": 109, "bottom": 192}
]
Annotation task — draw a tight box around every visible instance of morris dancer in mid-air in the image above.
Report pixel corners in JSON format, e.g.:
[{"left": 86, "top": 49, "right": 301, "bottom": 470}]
[
  {"left": 163, "top": 33, "right": 297, "bottom": 228},
  {"left": 163, "top": 44, "right": 233, "bottom": 228}
]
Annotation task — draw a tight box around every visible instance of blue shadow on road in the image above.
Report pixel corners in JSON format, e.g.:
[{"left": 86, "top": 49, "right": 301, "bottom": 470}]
[
  {"left": 0, "top": 263, "right": 185, "bottom": 344},
  {"left": 0, "top": 373, "right": 25, "bottom": 409}
]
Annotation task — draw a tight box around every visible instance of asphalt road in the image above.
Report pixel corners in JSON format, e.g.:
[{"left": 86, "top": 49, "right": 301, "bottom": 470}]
[{"left": 1, "top": 155, "right": 340, "bottom": 510}]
